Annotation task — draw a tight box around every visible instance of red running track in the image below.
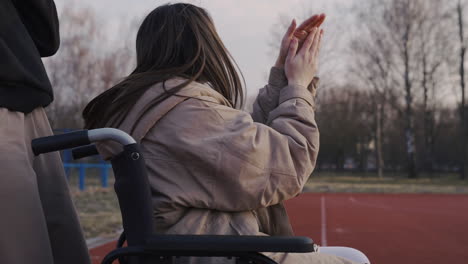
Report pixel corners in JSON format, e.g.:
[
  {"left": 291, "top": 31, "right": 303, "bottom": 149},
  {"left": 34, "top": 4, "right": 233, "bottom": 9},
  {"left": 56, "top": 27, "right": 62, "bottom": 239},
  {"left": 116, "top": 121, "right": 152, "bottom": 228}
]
[{"left": 89, "top": 193, "right": 468, "bottom": 264}]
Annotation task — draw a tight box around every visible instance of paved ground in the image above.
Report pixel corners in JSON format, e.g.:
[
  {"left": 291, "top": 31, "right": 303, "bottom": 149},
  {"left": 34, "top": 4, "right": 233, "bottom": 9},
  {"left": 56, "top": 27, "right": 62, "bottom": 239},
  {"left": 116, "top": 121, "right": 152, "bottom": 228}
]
[{"left": 89, "top": 193, "right": 468, "bottom": 264}]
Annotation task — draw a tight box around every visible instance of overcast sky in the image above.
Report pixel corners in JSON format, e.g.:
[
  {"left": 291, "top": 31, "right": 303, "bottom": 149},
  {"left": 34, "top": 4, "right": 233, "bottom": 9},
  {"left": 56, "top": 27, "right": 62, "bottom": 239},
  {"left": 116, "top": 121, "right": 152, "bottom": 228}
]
[{"left": 57, "top": 0, "right": 355, "bottom": 96}]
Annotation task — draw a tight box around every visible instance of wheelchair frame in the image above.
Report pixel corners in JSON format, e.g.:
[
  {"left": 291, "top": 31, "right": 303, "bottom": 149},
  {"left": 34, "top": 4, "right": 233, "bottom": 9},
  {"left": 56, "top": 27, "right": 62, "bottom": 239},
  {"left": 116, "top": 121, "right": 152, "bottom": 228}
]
[{"left": 32, "top": 128, "right": 317, "bottom": 264}]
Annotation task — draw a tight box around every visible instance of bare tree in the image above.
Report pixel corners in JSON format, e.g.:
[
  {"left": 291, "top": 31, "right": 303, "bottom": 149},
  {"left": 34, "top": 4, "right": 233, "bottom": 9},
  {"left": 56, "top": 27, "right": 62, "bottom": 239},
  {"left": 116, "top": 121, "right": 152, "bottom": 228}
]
[
  {"left": 390, "top": 0, "right": 425, "bottom": 178},
  {"left": 315, "top": 87, "right": 373, "bottom": 171},
  {"left": 267, "top": 0, "right": 464, "bottom": 176},
  {"left": 44, "top": 6, "right": 99, "bottom": 128},
  {"left": 456, "top": 0, "right": 467, "bottom": 179},
  {"left": 44, "top": 5, "right": 136, "bottom": 129},
  {"left": 349, "top": 0, "right": 407, "bottom": 178},
  {"left": 351, "top": 0, "right": 445, "bottom": 178},
  {"left": 413, "top": 0, "right": 453, "bottom": 174},
  {"left": 349, "top": 49, "right": 390, "bottom": 178}
]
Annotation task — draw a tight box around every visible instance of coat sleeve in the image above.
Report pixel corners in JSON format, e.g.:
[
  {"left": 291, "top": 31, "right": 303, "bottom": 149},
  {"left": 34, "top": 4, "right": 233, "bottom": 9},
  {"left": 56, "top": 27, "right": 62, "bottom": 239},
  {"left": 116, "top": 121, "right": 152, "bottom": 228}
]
[
  {"left": 159, "top": 84, "right": 319, "bottom": 212},
  {"left": 251, "top": 67, "right": 288, "bottom": 124},
  {"left": 12, "top": 0, "right": 60, "bottom": 57}
]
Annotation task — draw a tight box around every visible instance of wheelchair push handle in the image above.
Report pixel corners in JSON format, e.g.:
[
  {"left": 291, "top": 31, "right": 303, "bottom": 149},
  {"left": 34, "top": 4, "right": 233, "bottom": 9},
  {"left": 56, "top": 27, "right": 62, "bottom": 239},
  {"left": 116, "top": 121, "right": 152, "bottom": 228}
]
[
  {"left": 32, "top": 128, "right": 136, "bottom": 156},
  {"left": 32, "top": 130, "right": 90, "bottom": 156},
  {"left": 71, "top": 145, "right": 99, "bottom": 160}
]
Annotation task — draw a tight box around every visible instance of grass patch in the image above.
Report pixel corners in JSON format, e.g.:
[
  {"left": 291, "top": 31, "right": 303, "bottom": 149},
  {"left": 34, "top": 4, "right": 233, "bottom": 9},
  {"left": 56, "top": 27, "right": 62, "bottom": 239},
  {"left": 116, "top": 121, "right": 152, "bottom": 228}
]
[
  {"left": 66, "top": 167, "right": 115, "bottom": 192},
  {"left": 305, "top": 171, "right": 468, "bottom": 193},
  {"left": 67, "top": 169, "right": 122, "bottom": 239},
  {"left": 71, "top": 187, "right": 122, "bottom": 239}
]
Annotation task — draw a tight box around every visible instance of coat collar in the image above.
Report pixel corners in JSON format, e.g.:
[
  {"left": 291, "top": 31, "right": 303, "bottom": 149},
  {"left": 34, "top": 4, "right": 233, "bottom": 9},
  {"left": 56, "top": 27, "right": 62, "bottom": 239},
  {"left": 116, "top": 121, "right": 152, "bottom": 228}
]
[{"left": 117, "top": 78, "right": 232, "bottom": 142}]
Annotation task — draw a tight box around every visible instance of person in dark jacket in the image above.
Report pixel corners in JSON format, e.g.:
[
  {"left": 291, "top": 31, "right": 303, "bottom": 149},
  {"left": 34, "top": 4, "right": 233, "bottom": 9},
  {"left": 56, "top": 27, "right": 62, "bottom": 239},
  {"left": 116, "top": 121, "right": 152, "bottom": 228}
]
[{"left": 0, "top": 1, "right": 90, "bottom": 263}]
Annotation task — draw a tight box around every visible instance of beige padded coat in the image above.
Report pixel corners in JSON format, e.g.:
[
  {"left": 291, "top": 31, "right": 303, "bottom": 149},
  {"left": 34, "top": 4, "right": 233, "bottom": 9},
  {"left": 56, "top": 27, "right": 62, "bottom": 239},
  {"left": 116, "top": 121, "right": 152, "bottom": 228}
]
[{"left": 98, "top": 67, "right": 355, "bottom": 264}]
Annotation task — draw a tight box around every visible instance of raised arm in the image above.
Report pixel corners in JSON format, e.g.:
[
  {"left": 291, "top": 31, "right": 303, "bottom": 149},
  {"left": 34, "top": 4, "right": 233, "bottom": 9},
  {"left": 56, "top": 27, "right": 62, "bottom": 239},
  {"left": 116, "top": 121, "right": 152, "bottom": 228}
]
[
  {"left": 252, "top": 15, "right": 325, "bottom": 123},
  {"left": 252, "top": 67, "right": 319, "bottom": 123},
  {"left": 251, "top": 67, "right": 288, "bottom": 123},
  {"left": 12, "top": 0, "right": 60, "bottom": 57},
  {"left": 154, "top": 28, "right": 324, "bottom": 212},
  {"left": 156, "top": 85, "right": 318, "bottom": 212}
]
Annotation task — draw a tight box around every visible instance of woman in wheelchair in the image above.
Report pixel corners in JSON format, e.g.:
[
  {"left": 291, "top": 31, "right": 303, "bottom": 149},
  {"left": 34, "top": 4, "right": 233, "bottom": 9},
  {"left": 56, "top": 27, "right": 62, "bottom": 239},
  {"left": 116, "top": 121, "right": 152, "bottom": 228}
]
[{"left": 83, "top": 3, "right": 365, "bottom": 264}]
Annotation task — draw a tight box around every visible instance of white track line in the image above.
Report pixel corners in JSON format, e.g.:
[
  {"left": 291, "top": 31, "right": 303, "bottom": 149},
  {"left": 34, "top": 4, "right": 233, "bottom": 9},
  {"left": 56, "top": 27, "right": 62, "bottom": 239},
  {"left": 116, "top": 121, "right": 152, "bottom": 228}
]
[{"left": 321, "top": 195, "right": 328, "bottom": 246}]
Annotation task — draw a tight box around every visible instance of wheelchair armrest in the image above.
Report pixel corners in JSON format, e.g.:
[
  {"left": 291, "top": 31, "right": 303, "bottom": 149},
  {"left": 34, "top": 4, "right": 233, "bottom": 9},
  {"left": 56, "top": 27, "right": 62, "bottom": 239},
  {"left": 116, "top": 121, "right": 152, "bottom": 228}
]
[{"left": 145, "top": 235, "right": 315, "bottom": 253}]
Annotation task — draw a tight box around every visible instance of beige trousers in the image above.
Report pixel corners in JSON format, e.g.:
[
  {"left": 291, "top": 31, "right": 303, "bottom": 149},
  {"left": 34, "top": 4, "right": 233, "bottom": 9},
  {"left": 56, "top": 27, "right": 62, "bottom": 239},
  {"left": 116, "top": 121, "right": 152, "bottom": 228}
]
[{"left": 0, "top": 107, "right": 90, "bottom": 264}]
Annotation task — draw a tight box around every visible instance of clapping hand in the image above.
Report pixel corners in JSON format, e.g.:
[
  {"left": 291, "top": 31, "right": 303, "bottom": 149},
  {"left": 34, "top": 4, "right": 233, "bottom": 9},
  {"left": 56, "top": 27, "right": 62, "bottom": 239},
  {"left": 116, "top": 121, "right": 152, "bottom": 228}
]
[
  {"left": 284, "top": 27, "right": 323, "bottom": 89},
  {"left": 275, "top": 14, "right": 326, "bottom": 69}
]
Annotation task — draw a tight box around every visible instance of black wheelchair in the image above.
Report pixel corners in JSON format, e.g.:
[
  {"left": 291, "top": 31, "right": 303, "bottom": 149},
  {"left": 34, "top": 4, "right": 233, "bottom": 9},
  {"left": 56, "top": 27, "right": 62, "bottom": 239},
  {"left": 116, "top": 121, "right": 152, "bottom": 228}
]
[{"left": 32, "top": 128, "right": 367, "bottom": 264}]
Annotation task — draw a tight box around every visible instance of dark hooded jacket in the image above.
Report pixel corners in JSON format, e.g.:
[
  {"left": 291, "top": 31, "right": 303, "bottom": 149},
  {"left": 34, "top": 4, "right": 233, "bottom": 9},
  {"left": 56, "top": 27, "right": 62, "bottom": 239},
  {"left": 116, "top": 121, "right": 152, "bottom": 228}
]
[{"left": 0, "top": 0, "right": 59, "bottom": 113}]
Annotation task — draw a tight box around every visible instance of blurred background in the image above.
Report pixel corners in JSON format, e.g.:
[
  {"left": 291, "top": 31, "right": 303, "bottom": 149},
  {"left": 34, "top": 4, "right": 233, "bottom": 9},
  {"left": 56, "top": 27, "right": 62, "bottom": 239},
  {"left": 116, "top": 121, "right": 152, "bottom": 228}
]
[
  {"left": 45, "top": 0, "right": 468, "bottom": 180},
  {"left": 44, "top": 1, "right": 468, "bottom": 263}
]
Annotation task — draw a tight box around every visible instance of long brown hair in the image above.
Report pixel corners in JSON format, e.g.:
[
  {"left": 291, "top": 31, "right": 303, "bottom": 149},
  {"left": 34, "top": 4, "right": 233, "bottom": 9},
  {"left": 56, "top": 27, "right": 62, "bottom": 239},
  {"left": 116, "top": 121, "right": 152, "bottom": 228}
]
[{"left": 83, "top": 3, "right": 244, "bottom": 129}]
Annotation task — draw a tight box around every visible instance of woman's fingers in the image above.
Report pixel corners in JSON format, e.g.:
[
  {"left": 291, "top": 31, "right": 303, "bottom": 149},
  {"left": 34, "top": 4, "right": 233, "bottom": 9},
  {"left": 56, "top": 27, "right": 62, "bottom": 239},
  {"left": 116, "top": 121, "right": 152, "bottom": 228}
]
[
  {"left": 283, "top": 15, "right": 325, "bottom": 87},
  {"left": 286, "top": 37, "right": 299, "bottom": 62},
  {"left": 300, "top": 27, "right": 318, "bottom": 55},
  {"left": 276, "top": 19, "right": 297, "bottom": 68},
  {"left": 294, "top": 13, "right": 326, "bottom": 39},
  {"left": 281, "top": 19, "right": 296, "bottom": 46},
  {"left": 305, "top": 14, "right": 326, "bottom": 32},
  {"left": 296, "top": 15, "right": 318, "bottom": 32},
  {"left": 310, "top": 28, "right": 322, "bottom": 55},
  {"left": 285, "top": 19, "right": 297, "bottom": 40},
  {"left": 313, "top": 29, "right": 324, "bottom": 58},
  {"left": 294, "top": 15, "right": 318, "bottom": 39}
]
